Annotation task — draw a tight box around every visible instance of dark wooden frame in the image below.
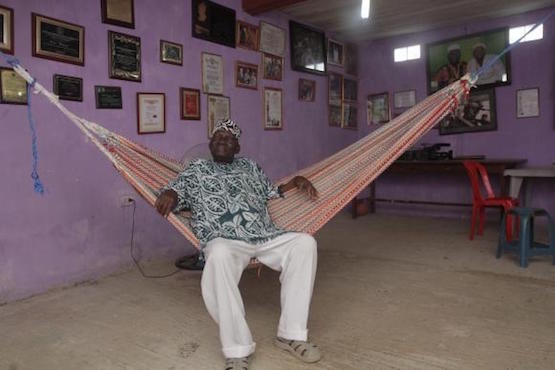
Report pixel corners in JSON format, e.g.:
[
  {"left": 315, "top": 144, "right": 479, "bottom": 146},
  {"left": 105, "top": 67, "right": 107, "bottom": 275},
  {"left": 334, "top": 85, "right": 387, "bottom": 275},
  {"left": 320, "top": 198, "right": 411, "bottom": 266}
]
[
  {"left": 180, "top": 87, "right": 201, "bottom": 120},
  {"left": 109, "top": 30, "right": 141, "bottom": 82},
  {"left": 160, "top": 40, "right": 183, "bottom": 65},
  {"left": 236, "top": 20, "right": 259, "bottom": 51},
  {"left": 262, "top": 52, "right": 282, "bottom": 81},
  {"left": 137, "top": 92, "right": 166, "bottom": 134},
  {"left": 289, "top": 20, "right": 326, "bottom": 75},
  {"left": 32, "top": 13, "right": 85, "bottom": 66},
  {"left": 298, "top": 78, "right": 315, "bottom": 102},
  {"left": 328, "top": 72, "right": 343, "bottom": 105},
  {"left": 0, "top": 67, "right": 27, "bottom": 105},
  {"left": 328, "top": 104, "right": 342, "bottom": 127},
  {"left": 327, "top": 38, "right": 344, "bottom": 67},
  {"left": 439, "top": 88, "right": 497, "bottom": 135},
  {"left": 101, "top": 0, "right": 135, "bottom": 29},
  {"left": 235, "top": 61, "right": 258, "bottom": 90},
  {"left": 341, "top": 102, "right": 357, "bottom": 130},
  {"left": 0, "top": 5, "right": 14, "bottom": 54},
  {"left": 263, "top": 87, "right": 283, "bottom": 130},
  {"left": 367, "top": 92, "right": 391, "bottom": 125},
  {"left": 343, "top": 77, "right": 357, "bottom": 102},
  {"left": 53, "top": 74, "right": 83, "bottom": 102},
  {"left": 191, "top": 0, "right": 236, "bottom": 48},
  {"left": 94, "top": 85, "right": 122, "bottom": 109}
]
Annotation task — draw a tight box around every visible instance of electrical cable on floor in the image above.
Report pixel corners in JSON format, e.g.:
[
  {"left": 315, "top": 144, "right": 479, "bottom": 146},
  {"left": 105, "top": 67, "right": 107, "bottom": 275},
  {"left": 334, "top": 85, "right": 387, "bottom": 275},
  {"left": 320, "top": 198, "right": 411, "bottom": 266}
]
[{"left": 128, "top": 199, "right": 181, "bottom": 279}]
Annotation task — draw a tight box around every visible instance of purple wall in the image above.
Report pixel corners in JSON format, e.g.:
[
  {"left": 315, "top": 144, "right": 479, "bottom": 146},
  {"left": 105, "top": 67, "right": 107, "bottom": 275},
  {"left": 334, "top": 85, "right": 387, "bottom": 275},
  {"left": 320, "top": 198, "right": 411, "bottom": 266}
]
[
  {"left": 358, "top": 7, "right": 555, "bottom": 218},
  {"left": 0, "top": 0, "right": 358, "bottom": 303}
]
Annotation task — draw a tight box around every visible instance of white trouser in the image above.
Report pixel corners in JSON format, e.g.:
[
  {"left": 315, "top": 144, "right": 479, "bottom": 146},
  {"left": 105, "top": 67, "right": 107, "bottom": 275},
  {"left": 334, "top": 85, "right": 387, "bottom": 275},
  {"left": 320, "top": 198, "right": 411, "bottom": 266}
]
[{"left": 200, "top": 232, "right": 318, "bottom": 359}]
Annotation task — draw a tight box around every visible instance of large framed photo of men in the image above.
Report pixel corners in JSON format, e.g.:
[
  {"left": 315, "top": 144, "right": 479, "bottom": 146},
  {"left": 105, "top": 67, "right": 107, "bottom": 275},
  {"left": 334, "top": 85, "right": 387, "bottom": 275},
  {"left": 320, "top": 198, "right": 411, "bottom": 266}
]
[
  {"left": 426, "top": 28, "right": 510, "bottom": 94},
  {"left": 32, "top": 13, "right": 85, "bottom": 66},
  {"left": 439, "top": 88, "right": 497, "bottom": 135},
  {"left": 0, "top": 5, "right": 14, "bottom": 54},
  {"left": 289, "top": 21, "right": 326, "bottom": 75},
  {"left": 192, "top": 0, "right": 236, "bottom": 48},
  {"left": 109, "top": 31, "right": 141, "bottom": 82}
]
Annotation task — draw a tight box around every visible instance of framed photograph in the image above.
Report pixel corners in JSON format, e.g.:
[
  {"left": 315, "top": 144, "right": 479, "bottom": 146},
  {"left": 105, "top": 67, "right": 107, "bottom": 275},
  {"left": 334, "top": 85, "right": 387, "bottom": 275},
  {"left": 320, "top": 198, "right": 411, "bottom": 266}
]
[
  {"left": 207, "top": 94, "right": 230, "bottom": 137},
  {"left": 394, "top": 90, "right": 416, "bottom": 109},
  {"left": 516, "top": 88, "right": 539, "bottom": 118},
  {"left": 439, "top": 88, "right": 496, "bottom": 135},
  {"left": 0, "top": 5, "right": 14, "bottom": 54},
  {"left": 367, "top": 92, "right": 390, "bottom": 125},
  {"left": 236, "top": 20, "right": 258, "bottom": 51},
  {"left": 180, "top": 88, "right": 201, "bottom": 120},
  {"left": 263, "top": 87, "right": 282, "bottom": 130},
  {"left": 328, "top": 72, "right": 343, "bottom": 105},
  {"left": 137, "top": 92, "right": 165, "bottom": 134},
  {"left": 109, "top": 31, "right": 141, "bottom": 82},
  {"left": 160, "top": 40, "right": 183, "bottom": 65},
  {"left": 201, "top": 52, "right": 223, "bottom": 94},
  {"left": 53, "top": 74, "right": 83, "bottom": 102},
  {"left": 426, "top": 27, "right": 510, "bottom": 94},
  {"left": 192, "top": 0, "right": 236, "bottom": 48},
  {"left": 262, "top": 53, "right": 282, "bottom": 81},
  {"left": 101, "top": 0, "right": 135, "bottom": 29},
  {"left": 342, "top": 103, "right": 357, "bottom": 130},
  {"left": 259, "top": 21, "right": 285, "bottom": 57},
  {"left": 298, "top": 78, "right": 315, "bottom": 102},
  {"left": 290, "top": 21, "right": 326, "bottom": 75},
  {"left": 328, "top": 105, "right": 342, "bottom": 127},
  {"left": 327, "top": 39, "right": 344, "bottom": 66},
  {"left": 95, "top": 86, "right": 122, "bottom": 109},
  {"left": 32, "top": 13, "right": 85, "bottom": 66},
  {"left": 343, "top": 78, "right": 357, "bottom": 102},
  {"left": 0, "top": 67, "right": 27, "bottom": 105},
  {"left": 344, "top": 43, "right": 358, "bottom": 76},
  {"left": 235, "top": 61, "right": 258, "bottom": 90}
]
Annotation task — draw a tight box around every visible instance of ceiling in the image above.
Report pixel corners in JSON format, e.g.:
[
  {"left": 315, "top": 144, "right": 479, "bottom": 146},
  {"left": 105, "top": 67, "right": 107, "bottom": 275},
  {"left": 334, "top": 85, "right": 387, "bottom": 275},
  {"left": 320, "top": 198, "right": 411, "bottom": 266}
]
[{"left": 269, "top": 0, "right": 554, "bottom": 42}]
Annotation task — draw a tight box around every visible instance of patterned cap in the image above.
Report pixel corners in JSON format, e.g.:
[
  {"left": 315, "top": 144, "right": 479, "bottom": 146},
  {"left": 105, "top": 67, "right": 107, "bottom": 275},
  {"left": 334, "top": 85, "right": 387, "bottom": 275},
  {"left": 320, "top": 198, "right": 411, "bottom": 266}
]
[{"left": 213, "top": 118, "right": 241, "bottom": 139}]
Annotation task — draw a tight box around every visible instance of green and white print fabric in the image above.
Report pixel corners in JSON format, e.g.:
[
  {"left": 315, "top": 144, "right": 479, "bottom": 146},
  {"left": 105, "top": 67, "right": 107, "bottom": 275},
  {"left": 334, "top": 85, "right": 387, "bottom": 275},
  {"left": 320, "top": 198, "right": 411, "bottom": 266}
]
[{"left": 163, "top": 158, "right": 285, "bottom": 246}]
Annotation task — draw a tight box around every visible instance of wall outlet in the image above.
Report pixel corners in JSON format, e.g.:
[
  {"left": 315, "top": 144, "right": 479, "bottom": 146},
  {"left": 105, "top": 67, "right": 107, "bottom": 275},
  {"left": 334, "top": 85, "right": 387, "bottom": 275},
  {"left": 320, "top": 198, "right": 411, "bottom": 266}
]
[{"left": 120, "top": 195, "right": 135, "bottom": 207}]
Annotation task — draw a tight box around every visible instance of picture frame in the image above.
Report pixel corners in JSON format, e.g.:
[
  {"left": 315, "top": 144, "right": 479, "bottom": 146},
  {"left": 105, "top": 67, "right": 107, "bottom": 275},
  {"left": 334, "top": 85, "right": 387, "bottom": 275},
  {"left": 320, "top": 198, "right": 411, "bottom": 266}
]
[
  {"left": 236, "top": 20, "right": 259, "bottom": 51},
  {"left": 160, "top": 40, "right": 183, "bottom": 65},
  {"left": 343, "top": 78, "right": 357, "bottom": 102},
  {"left": 327, "top": 39, "right": 344, "bottom": 66},
  {"left": 109, "top": 30, "right": 141, "bottom": 82},
  {"left": 342, "top": 103, "right": 357, "bottom": 130},
  {"left": 426, "top": 27, "right": 510, "bottom": 94},
  {"left": 328, "top": 105, "right": 342, "bottom": 127},
  {"left": 0, "top": 67, "right": 27, "bottom": 105},
  {"left": 289, "top": 20, "right": 326, "bottom": 75},
  {"left": 367, "top": 92, "right": 390, "bottom": 125},
  {"left": 192, "top": 0, "right": 236, "bottom": 48},
  {"left": 101, "top": 0, "right": 135, "bottom": 29},
  {"left": 32, "top": 13, "right": 85, "bottom": 66},
  {"left": 344, "top": 43, "right": 358, "bottom": 76},
  {"left": 263, "top": 87, "right": 282, "bottom": 130},
  {"left": 439, "top": 88, "right": 497, "bottom": 135},
  {"left": 180, "top": 88, "right": 201, "bottom": 120},
  {"left": 207, "top": 94, "right": 230, "bottom": 138},
  {"left": 201, "top": 52, "right": 224, "bottom": 94},
  {"left": 53, "top": 74, "right": 83, "bottom": 102},
  {"left": 95, "top": 85, "right": 122, "bottom": 109},
  {"left": 328, "top": 72, "right": 343, "bottom": 105},
  {"left": 516, "top": 88, "right": 539, "bottom": 118},
  {"left": 235, "top": 61, "right": 258, "bottom": 90},
  {"left": 259, "top": 21, "right": 285, "bottom": 57},
  {"left": 393, "top": 89, "right": 416, "bottom": 109},
  {"left": 137, "top": 92, "right": 165, "bottom": 134},
  {"left": 262, "top": 53, "right": 283, "bottom": 81},
  {"left": 0, "top": 5, "right": 14, "bottom": 54},
  {"left": 298, "top": 78, "right": 315, "bottom": 102}
]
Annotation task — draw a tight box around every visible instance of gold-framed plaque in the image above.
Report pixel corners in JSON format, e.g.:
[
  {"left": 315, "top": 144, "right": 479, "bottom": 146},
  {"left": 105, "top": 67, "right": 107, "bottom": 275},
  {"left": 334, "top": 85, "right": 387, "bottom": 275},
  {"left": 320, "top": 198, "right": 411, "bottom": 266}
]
[
  {"left": 202, "top": 52, "right": 223, "bottom": 94},
  {"left": 101, "top": 0, "right": 135, "bottom": 29},
  {"left": 109, "top": 30, "right": 141, "bottom": 82},
  {"left": 32, "top": 13, "right": 85, "bottom": 66},
  {"left": 137, "top": 92, "right": 165, "bottom": 134},
  {"left": 263, "top": 87, "right": 282, "bottom": 130},
  {"left": 0, "top": 67, "right": 27, "bottom": 105},
  {"left": 160, "top": 40, "right": 183, "bottom": 65},
  {"left": 207, "top": 94, "right": 230, "bottom": 138},
  {"left": 0, "top": 5, "right": 14, "bottom": 54}
]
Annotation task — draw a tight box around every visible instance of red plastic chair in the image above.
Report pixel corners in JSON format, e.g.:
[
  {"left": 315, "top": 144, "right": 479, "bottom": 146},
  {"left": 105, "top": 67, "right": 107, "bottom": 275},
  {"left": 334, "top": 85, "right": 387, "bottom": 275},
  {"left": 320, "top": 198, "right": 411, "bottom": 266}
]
[{"left": 462, "top": 160, "right": 519, "bottom": 240}]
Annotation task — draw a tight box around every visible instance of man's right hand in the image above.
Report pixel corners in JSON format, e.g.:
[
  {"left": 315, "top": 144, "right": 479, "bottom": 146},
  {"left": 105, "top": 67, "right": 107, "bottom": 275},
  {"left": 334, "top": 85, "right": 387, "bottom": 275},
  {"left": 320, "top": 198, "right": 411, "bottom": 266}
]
[{"left": 155, "top": 189, "right": 178, "bottom": 217}]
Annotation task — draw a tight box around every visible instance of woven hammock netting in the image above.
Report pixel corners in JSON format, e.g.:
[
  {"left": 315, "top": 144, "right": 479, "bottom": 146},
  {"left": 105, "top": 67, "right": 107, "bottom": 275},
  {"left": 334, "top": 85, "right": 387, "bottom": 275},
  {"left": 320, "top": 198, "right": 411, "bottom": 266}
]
[{"left": 9, "top": 63, "right": 471, "bottom": 249}]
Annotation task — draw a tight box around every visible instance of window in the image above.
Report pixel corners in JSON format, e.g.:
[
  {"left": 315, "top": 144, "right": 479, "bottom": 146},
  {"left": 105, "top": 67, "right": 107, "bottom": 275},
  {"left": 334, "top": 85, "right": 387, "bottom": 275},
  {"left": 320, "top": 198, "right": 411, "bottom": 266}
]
[
  {"left": 394, "top": 44, "right": 420, "bottom": 62},
  {"left": 509, "top": 24, "right": 543, "bottom": 44}
]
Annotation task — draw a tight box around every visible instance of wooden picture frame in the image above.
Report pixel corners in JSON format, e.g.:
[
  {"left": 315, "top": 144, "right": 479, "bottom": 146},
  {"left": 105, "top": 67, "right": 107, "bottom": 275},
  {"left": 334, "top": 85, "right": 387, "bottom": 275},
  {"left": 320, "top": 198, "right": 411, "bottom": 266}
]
[
  {"left": 516, "top": 88, "right": 539, "bottom": 118},
  {"left": 236, "top": 20, "right": 259, "bottom": 51},
  {"left": 160, "top": 40, "right": 183, "bottom": 65},
  {"left": 343, "top": 78, "right": 357, "bottom": 102},
  {"left": 259, "top": 21, "right": 285, "bottom": 57},
  {"left": 95, "top": 85, "right": 122, "bottom": 109},
  {"left": 53, "top": 74, "right": 83, "bottom": 102},
  {"left": 137, "top": 92, "right": 165, "bottom": 134},
  {"left": 263, "top": 87, "right": 282, "bottom": 130},
  {"left": 328, "top": 72, "right": 343, "bottom": 105},
  {"left": 342, "top": 103, "right": 357, "bottom": 130},
  {"left": 367, "top": 92, "right": 390, "bottom": 125},
  {"left": 439, "top": 88, "right": 497, "bottom": 135},
  {"left": 192, "top": 0, "right": 236, "bottom": 48},
  {"left": 235, "top": 61, "right": 258, "bottom": 90},
  {"left": 207, "top": 94, "right": 230, "bottom": 138},
  {"left": 32, "top": 13, "right": 85, "bottom": 66},
  {"left": 344, "top": 43, "right": 358, "bottom": 76},
  {"left": 298, "top": 78, "right": 315, "bottom": 102},
  {"left": 0, "top": 67, "right": 27, "bottom": 105},
  {"left": 289, "top": 21, "right": 326, "bottom": 75},
  {"left": 0, "top": 5, "right": 14, "bottom": 54},
  {"left": 201, "top": 52, "right": 223, "bottom": 94},
  {"left": 180, "top": 87, "right": 201, "bottom": 120},
  {"left": 101, "top": 0, "right": 135, "bottom": 29},
  {"left": 109, "top": 30, "right": 141, "bottom": 82},
  {"left": 328, "top": 105, "right": 342, "bottom": 127},
  {"left": 262, "top": 53, "right": 282, "bottom": 81},
  {"left": 327, "top": 39, "right": 344, "bottom": 67},
  {"left": 393, "top": 89, "right": 416, "bottom": 109}
]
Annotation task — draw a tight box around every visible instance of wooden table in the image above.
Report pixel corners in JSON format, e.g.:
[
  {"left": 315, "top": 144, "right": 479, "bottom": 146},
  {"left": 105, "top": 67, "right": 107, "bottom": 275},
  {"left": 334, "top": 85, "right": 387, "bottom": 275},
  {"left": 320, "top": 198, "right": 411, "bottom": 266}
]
[
  {"left": 504, "top": 166, "right": 555, "bottom": 206},
  {"left": 352, "top": 159, "right": 527, "bottom": 218}
]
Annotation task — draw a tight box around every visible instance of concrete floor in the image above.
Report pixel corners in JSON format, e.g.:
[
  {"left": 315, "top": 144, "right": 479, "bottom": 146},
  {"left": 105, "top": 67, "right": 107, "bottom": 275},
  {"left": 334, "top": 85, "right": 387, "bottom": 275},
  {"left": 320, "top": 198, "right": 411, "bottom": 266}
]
[{"left": 1, "top": 213, "right": 554, "bottom": 370}]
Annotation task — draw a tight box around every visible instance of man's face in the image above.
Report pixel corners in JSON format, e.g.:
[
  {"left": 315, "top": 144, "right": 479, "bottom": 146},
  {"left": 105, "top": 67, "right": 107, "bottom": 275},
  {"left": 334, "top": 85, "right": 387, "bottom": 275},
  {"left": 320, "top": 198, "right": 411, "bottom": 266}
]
[
  {"left": 473, "top": 46, "right": 485, "bottom": 60},
  {"left": 447, "top": 50, "right": 461, "bottom": 65},
  {"left": 209, "top": 129, "right": 240, "bottom": 162}
]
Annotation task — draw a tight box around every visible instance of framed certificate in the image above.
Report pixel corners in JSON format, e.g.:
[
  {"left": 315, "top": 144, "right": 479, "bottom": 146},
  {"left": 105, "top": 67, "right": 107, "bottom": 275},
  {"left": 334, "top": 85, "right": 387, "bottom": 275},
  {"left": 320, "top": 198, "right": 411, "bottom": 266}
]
[
  {"left": 95, "top": 86, "right": 122, "bottom": 109},
  {"left": 53, "top": 74, "right": 83, "bottom": 102},
  {"left": 180, "top": 88, "right": 201, "bottom": 120},
  {"left": 160, "top": 40, "right": 183, "bottom": 65},
  {"left": 109, "top": 31, "right": 141, "bottom": 82},
  {"left": 207, "top": 94, "right": 230, "bottom": 138},
  {"left": 516, "top": 88, "right": 539, "bottom": 118},
  {"left": 201, "top": 52, "right": 223, "bottom": 94},
  {"left": 101, "top": 0, "right": 135, "bottom": 29},
  {"left": 263, "top": 87, "right": 282, "bottom": 130},
  {"left": 367, "top": 92, "right": 390, "bottom": 125},
  {"left": 32, "top": 13, "right": 85, "bottom": 66},
  {"left": 259, "top": 21, "right": 285, "bottom": 57},
  {"left": 0, "top": 5, "right": 14, "bottom": 54},
  {"left": 137, "top": 93, "right": 165, "bottom": 134},
  {"left": 393, "top": 90, "right": 416, "bottom": 109},
  {"left": 0, "top": 67, "right": 27, "bottom": 105}
]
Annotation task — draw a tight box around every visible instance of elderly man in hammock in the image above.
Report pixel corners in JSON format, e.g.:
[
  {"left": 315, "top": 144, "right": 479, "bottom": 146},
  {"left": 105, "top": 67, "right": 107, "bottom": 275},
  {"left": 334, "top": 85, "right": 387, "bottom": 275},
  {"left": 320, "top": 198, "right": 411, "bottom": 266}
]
[{"left": 155, "top": 119, "right": 321, "bottom": 369}]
